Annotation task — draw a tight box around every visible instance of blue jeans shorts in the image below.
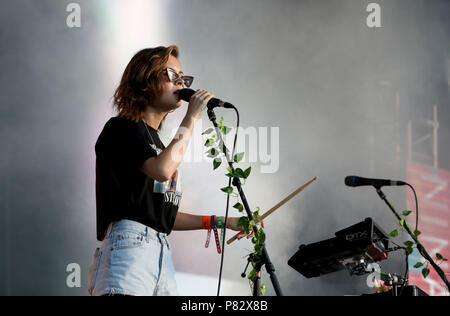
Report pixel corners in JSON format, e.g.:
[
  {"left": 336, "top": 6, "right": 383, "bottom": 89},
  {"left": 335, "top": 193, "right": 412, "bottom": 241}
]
[{"left": 88, "top": 219, "right": 178, "bottom": 296}]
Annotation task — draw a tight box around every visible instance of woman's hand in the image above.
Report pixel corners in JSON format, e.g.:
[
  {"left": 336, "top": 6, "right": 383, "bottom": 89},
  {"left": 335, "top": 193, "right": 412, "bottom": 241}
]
[
  {"left": 226, "top": 217, "right": 265, "bottom": 240},
  {"left": 185, "top": 89, "right": 215, "bottom": 121}
]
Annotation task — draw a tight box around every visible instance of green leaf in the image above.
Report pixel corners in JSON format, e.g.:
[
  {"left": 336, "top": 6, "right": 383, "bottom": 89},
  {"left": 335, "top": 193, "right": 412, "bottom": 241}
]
[
  {"left": 400, "top": 219, "right": 412, "bottom": 231},
  {"left": 225, "top": 168, "right": 242, "bottom": 179},
  {"left": 255, "top": 244, "right": 263, "bottom": 256},
  {"left": 243, "top": 167, "right": 252, "bottom": 179},
  {"left": 414, "top": 230, "right": 421, "bottom": 238},
  {"left": 238, "top": 216, "right": 250, "bottom": 234},
  {"left": 256, "top": 229, "right": 266, "bottom": 244},
  {"left": 218, "top": 117, "right": 224, "bottom": 129},
  {"left": 220, "top": 186, "right": 233, "bottom": 194},
  {"left": 248, "top": 269, "right": 257, "bottom": 282},
  {"left": 234, "top": 152, "right": 245, "bottom": 163},
  {"left": 221, "top": 126, "right": 231, "bottom": 135},
  {"left": 389, "top": 230, "right": 398, "bottom": 237},
  {"left": 436, "top": 253, "right": 447, "bottom": 261},
  {"left": 253, "top": 208, "right": 262, "bottom": 225},
  {"left": 237, "top": 216, "right": 248, "bottom": 226},
  {"left": 222, "top": 144, "right": 229, "bottom": 154},
  {"left": 233, "top": 202, "right": 244, "bottom": 212},
  {"left": 234, "top": 168, "right": 246, "bottom": 178},
  {"left": 225, "top": 167, "right": 251, "bottom": 179},
  {"left": 204, "top": 138, "right": 214, "bottom": 147},
  {"left": 201, "top": 128, "right": 214, "bottom": 135},
  {"left": 422, "top": 268, "right": 430, "bottom": 279},
  {"left": 406, "top": 247, "right": 414, "bottom": 255},
  {"left": 413, "top": 262, "right": 424, "bottom": 269},
  {"left": 404, "top": 241, "right": 415, "bottom": 248},
  {"left": 260, "top": 284, "right": 267, "bottom": 296},
  {"left": 207, "top": 148, "right": 218, "bottom": 158},
  {"left": 402, "top": 210, "right": 412, "bottom": 216},
  {"left": 250, "top": 254, "right": 262, "bottom": 267},
  {"left": 213, "top": 158, "right": 222, "bottom": 170}
]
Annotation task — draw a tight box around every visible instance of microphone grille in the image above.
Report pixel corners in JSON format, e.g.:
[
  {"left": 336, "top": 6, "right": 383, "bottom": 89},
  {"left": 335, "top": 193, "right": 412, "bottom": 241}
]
[
  {"left": 178, "top": 88, "right": 195, "bottom": 102},
  {"left": 345, "top": 176, "right": 358, "bottom": 187}
]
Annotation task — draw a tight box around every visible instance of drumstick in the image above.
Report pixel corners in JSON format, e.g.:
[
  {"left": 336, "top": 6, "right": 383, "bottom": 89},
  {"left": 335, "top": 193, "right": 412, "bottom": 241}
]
[{"left": 227, "top": 176, "right": 317, "bottom": 245}]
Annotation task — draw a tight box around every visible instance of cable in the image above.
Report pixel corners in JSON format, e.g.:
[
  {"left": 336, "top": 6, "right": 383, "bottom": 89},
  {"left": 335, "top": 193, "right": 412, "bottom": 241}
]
[
  {"left": 217, "top": 106, "right": 240, "bottom": 296},
  {"left": 406, "top": 183, "right": 419, "bottom": 233},
  {"left": 397, "top": 183, "right": 417, "bottom": 296},
  {"left": 385, "top": 238, "right": 406, "bottom": 251}
]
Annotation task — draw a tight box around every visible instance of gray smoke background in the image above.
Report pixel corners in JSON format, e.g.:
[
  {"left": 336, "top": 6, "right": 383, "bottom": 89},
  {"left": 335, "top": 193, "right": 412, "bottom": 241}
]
[{"left": 1, "top": 0, "right": 449, "bottom": 295}]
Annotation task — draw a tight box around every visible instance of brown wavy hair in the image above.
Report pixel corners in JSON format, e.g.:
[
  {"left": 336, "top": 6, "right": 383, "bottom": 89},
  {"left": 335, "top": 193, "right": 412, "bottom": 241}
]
[{"left": 113, "top": 45, "right": 180, "bottom": 130}]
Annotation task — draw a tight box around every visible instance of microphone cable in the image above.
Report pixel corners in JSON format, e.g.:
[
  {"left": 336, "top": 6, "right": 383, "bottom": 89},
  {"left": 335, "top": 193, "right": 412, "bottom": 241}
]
[
  {"left": 405, "top": 183, "right": 419, "bottom": 232},
  {"left": 216, "top": 105, "right": 240, "bottom": 296}
]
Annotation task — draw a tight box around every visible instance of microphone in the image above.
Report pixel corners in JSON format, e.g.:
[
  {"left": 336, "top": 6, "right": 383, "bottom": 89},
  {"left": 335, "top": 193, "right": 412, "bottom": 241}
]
[
  {"left": 178, "top": 88, "right": 234, "bottom": 110},
  {"left": 345, "top": 176, "right": 407, "bottom": 188}
]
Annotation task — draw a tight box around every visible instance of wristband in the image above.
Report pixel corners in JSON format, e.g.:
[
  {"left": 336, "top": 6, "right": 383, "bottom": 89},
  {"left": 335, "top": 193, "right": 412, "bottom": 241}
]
[
  {"left": 202, "top": 216, "right": 211, "bottom": 230},
  {"left": 216, "top": 216, "right": 225, "bottom": 229},
  {"left": 204, "top": 216, "right": 222, "bottom": 254},
  {"left": 204, "top": 216, "right": 211, "bottom": 248},
  {"left": 211, "top": 216, "right": 221, "bottom": 254},
  {"left": 211, "top": 215, "right": 216, "bottom": 229}
]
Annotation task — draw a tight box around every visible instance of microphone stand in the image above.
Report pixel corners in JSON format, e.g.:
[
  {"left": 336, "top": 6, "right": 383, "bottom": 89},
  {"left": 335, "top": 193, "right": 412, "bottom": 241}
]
[
  {"left": 207, "top": 108, "right": 283, "bottom": 296},
  {"left": 375, "top": 187, "right": 450, "bottom": 292}
]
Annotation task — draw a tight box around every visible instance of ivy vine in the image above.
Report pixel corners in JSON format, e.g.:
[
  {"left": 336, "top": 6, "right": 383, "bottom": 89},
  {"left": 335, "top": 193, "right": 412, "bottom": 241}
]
[
  {"left": 202, "top": 117, "right": 267, "bottom": 296},
  {"left": 389, "top": 210, "right": 448, "bottom": 279}
]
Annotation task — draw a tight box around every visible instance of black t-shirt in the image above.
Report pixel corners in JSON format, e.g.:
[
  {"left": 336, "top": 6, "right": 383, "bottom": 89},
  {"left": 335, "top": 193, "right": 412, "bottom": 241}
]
[{"left": 95, "top": 116, "right": 182, "bottom": 241}]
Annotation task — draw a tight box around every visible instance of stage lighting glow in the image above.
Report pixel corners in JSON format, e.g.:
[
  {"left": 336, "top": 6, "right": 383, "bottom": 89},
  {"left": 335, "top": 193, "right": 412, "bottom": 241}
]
[{"left": 95, "top": 0, "right": 170, "bottom": 78}]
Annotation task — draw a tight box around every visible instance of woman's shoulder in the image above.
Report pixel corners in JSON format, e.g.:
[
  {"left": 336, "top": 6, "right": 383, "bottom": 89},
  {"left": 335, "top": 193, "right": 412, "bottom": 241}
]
[
  {"left": 103, "top": 116, "right": 144, "bottom": 134},
  {"left": 106, "top": 115, "right": 139, "bottom": 127},
  {"left": 96, "top": 116, "right": 145, "bottom": 146},
  {"left": 95, "top": 116, "right": 145, "bottom": 154}
]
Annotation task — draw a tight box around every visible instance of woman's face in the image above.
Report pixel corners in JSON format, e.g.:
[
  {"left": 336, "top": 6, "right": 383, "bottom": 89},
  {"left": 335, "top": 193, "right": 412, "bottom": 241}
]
[{"left": 155, "top": 55, "right": 185, "bottom": 112}]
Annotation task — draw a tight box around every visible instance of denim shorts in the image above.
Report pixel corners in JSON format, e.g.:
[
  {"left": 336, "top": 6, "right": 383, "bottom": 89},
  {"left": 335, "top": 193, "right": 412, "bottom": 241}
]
[{"left": 88, "top": 219, "right": 178, "bottom": 296}]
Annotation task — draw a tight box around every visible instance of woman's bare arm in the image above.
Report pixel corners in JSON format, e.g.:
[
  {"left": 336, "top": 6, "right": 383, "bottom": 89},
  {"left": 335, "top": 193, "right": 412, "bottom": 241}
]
[
  {"left": 139, "top": 90, "right": 214, "bottom": 182},
  {"left": 139, "top": 114, "right": 196, "bottom": 182},
  {"left": 172, "top": 212, "right": 203, "bottom": 231}
]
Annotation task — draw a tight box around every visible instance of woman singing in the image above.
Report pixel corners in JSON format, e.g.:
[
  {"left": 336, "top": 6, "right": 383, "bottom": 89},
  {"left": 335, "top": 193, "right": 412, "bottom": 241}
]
[{"left": 89, "top": 45, "right": 248, "bottom": 296}]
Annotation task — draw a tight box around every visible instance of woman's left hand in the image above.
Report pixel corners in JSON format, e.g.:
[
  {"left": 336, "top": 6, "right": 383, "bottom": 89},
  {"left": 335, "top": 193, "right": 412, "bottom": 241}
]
[{"left": 225, "top": 217, "right": 265, "bottom": 240}]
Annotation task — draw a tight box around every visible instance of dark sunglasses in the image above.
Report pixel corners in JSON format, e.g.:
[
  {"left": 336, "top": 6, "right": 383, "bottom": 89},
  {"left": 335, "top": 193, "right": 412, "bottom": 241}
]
[{"left": 164, "top": 67, "right": 194, "bottom": 88}]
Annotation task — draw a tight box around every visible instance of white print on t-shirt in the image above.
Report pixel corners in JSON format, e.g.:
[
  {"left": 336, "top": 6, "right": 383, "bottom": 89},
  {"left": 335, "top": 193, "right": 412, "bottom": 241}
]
[
  {"left": 163, "top": 191, "right": 182, "bottom": 206},
  {"left": 149, "top": 142, "right": 182, "bottom": 207},
  {"left": 153, "top": 168, "right": 182, "bottom": 209},
  {"left": 149, "top": 143, "right": 163, "bottom": 155}
]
